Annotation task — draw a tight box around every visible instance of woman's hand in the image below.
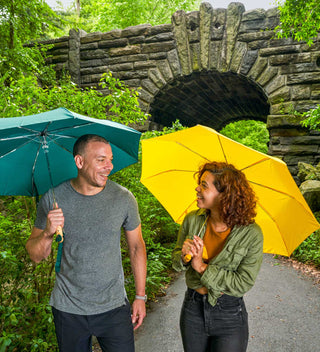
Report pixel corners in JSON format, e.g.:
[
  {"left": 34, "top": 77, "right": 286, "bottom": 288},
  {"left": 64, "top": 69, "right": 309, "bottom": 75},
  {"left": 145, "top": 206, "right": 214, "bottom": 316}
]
[
  {"left": 181, "top": 238, "right": 195, "bottom": 263},
  {"left": 190, "top": 236, "right": 208, "bottom": 275}
]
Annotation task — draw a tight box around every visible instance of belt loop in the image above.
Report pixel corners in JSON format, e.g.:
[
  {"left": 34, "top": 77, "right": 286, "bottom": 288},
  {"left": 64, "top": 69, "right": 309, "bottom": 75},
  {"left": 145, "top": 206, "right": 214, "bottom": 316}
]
[{"left": 187, "top": 288, "right": 197, "bottom": 302}]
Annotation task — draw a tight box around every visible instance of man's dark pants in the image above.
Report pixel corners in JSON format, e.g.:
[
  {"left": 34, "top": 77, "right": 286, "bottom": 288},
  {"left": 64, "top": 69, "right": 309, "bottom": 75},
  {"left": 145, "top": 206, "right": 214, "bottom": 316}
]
[{"left": 52, "top": 300, "right": 134, "bottom": 352}]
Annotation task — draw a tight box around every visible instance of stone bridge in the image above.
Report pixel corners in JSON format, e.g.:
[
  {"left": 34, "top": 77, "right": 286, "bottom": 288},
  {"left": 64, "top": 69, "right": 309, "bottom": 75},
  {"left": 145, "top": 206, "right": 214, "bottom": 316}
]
[{"left": 41, "top": 1, "right": 320, "bottom": 179}]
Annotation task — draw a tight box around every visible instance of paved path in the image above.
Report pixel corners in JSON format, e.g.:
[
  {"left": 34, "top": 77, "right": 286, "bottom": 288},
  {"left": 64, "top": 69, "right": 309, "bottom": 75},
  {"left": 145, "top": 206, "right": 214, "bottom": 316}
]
[{"left": 134, "top": 254, "right": 320, "bottom": 352}]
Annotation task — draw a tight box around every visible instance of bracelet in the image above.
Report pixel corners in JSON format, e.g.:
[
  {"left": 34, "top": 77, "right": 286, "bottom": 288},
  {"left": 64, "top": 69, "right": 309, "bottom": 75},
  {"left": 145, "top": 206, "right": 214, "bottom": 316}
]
[{"left": 135, "top": 294, "right": 147, "bottom": 302}]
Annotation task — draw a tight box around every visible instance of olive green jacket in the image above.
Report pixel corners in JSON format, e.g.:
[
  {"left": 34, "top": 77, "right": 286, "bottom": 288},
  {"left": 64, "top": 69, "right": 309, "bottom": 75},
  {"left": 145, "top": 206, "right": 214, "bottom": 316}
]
[{"left": 172, "top": 209, "right": 264, "bottom": 307}]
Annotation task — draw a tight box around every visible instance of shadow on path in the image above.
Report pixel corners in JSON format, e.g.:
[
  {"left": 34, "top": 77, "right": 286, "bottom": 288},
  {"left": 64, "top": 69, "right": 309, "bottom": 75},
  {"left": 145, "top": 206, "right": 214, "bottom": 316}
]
[{"left": 134, "top": 254, "right": 320, "bottom": 352}]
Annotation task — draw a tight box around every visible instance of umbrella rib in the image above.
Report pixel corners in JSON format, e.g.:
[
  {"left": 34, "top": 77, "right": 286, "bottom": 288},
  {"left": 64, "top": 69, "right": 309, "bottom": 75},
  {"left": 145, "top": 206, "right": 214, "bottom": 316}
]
[
  {"left": 46, "top": 134, "right": 75, "bottom": 154},
  {"left": 0, "top": 136, "right": 39, "bottom": 159},
  {"left": 240, "top": 157, "right": 271, "bottom": 171},
  {"left": 256, "top": 201, "right": 290, "bottom": 255},
  {"left": 175, "top": 142, "right": 211, "bottom": 161},
  {"left": 31, "top": 143, "right": 42, "bottom": 196},
  {"left": 176, "top": 199, "right": 197, "bottom": 224},
  {"left": 249, "top": 180, "right": 298, "bottom": 200},
  {"left": 217, "top": 135, "right": 228, "bottom": 163},
  {"left": 0, "top": 133, "right": 39, "bottom": 142},
  {"left": 0, "top": 123, "right": 53, "bottom": 142},
  {"left": 46, "top": 122, "right": 95, "bottom": 135},
  {"left": 251, "top": 179, "right": 316, "bottom": 230},
  {"left": 143, "top": 169, "right": 195, "bottom": 180}
]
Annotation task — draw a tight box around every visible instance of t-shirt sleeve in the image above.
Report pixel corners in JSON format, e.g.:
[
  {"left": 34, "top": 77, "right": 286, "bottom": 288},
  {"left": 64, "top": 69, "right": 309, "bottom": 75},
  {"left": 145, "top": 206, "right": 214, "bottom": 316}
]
[{"left": 122, "top": 191, "right": 141, "bottom": 231}]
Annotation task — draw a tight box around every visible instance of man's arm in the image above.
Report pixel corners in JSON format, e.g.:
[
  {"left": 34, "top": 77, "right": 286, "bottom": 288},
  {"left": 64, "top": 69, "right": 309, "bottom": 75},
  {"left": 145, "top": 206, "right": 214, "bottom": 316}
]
[
  {"left": 26, "top": 206, "right": 64, "bottom": 263},
  {"left": 125, "top": 224, "right": 147, "bottom": 330}
]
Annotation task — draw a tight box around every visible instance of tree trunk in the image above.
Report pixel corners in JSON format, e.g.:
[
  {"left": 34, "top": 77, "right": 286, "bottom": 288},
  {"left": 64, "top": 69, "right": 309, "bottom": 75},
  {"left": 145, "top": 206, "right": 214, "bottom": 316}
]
[
  {"left": 76, "top": 0, "right": 80, "bottom": 17},
  {"left": 9, "top": 0, "right": 15, "bottom": 49}
]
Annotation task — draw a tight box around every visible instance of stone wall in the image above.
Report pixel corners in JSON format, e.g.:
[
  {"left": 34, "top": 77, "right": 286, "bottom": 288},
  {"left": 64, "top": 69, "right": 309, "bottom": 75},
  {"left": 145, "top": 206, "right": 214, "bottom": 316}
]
[{"left": 38, "top": 1, "right": 320, "bottom": 180}]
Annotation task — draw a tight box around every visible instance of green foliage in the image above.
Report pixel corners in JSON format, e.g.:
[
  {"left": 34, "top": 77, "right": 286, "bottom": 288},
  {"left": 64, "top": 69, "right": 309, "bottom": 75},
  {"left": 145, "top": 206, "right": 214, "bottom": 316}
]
[
  {"left": 93, "top": 0, "right": 201, "bottom": 32},
  {"left": 100, "top": 72, "right": 149, "bottom": 125},
  {"left": 220, "top": 120, "right": 270, "bottom": 154},
  {"left": 292, "top": 212, "right": 320, "bottom": 267},
  {"left": 0, "top": 0, "right": 59, "bottom": 80},
  {"left": 0, "top": 197, "right": 57, "bottom": 351},
  {"left": 300, "top": 105, "right": 320, "bottom": 131},
  {"left": 50, "top": 0, "right": 201, "bottom": 34},
  {"left": 0, "top": 72, "right": 148, "bottom": 126},
  {"left": 275, "top": 0, "right": 320, "bottom": 45}
]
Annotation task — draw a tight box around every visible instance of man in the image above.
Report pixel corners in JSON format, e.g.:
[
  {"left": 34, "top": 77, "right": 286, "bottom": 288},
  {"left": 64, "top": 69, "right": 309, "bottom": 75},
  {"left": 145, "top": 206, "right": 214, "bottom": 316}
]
[{"left": 26, "top": 134, "right": 147, "bottom": 352}]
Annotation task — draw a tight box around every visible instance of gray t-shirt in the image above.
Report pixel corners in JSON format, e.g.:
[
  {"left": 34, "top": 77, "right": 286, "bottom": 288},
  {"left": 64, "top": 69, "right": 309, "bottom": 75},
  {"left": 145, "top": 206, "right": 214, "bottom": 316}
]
[{"left": 34, "top": 180, "right": 141, "bottom": 315}]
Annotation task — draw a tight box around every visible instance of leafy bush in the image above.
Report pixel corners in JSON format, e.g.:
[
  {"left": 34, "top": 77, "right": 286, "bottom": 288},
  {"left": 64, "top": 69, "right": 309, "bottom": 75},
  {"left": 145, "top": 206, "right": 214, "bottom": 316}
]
[
  {"left": 300, "top": 105, "right": 320, "bottom": 131},
  {"left": 0, "top": 197, "right": 57, "bottom": 351},
  {"left": 0, "top": 72, "right": 148, "bottom": 126},
  {"left": 292, "top": 212, "right": 320, "bottom": 267},
  {"left": 220, "top": 120, "right": 269, "bottom": 154}
]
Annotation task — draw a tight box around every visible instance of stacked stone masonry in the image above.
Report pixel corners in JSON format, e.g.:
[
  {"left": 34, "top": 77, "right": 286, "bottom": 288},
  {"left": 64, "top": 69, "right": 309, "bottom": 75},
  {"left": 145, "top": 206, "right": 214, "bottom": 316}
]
[{"left": 39, "top": 1, "right": 320, "bottom": 180}]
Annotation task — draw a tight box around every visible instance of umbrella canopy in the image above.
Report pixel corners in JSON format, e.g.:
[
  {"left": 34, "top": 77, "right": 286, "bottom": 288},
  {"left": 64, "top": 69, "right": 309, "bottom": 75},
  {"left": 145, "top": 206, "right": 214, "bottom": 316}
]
[
  {"left": 0, "top": 107, "right": 141, "bottom": 197},
  {"left": 141, "top": 125, "right": 320, "bottom": 257}
]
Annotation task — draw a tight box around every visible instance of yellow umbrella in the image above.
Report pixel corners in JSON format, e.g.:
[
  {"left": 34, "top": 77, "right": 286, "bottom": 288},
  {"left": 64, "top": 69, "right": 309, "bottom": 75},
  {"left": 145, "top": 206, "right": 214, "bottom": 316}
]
[{"left": 140, "top": 125, "right": 320, "bottom": 257}]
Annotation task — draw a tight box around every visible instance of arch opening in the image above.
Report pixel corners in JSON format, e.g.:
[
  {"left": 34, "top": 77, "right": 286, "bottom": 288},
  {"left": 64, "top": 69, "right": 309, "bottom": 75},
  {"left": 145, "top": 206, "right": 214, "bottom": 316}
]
[{"left": 149, "top": 71, "right": 270, "bottom": 131}]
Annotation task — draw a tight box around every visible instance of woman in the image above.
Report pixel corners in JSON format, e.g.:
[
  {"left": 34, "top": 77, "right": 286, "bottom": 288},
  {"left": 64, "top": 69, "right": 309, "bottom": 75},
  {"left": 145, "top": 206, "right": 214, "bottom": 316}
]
[{"left": 172, "top": 161, "right": 263, "bottom": 352}]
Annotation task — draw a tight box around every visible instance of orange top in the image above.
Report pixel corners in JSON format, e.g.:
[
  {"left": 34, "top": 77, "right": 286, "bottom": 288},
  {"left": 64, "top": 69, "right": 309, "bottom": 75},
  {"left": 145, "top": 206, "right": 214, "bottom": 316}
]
[{"left": 203, "top": 220, "right": 231, "bottom": 263}]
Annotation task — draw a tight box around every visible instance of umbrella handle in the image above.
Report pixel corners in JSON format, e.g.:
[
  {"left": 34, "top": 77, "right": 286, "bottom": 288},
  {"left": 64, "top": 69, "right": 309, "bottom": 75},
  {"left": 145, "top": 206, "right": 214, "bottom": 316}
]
[
  {"left": 56, "top": 226, "right": 64, "bottom": 243},
  {"left": 183, "top": 245, "right": 208, "bottom": 263}
]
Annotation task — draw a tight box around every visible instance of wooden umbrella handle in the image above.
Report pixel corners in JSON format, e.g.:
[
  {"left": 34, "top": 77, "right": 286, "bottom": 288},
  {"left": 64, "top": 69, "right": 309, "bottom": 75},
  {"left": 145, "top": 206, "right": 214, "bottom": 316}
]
[{"left": 56, "top": 225, "right": 64, "bottom": 243}]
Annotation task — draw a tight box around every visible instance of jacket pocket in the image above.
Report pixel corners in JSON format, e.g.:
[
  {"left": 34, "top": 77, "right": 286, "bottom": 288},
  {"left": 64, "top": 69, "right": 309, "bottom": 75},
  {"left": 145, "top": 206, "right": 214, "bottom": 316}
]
[{"left": 221, "top": 245, "right": 248, "bottom": 270}]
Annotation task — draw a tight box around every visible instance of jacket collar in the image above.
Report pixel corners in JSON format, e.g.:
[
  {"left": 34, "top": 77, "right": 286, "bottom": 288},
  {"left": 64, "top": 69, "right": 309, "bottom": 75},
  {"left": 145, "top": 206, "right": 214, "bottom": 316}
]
[{"left": 195, "top": 208, "right": 209, "bottom": 218}]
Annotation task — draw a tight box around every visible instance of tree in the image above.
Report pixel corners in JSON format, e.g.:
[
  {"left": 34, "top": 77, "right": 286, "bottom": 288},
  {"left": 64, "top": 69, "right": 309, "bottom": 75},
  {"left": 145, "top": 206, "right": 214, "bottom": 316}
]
[
  {"left": 275, "top": 0, "right": 320, "bottom": 131},
  {"left": 0, "top": 0, "right": 59, "bottom": 79},
  {"left": 51, "top": 0, "right": 201, "bottom": 34},
  {"left": 275, "top": 0, "right": 320, "bottom": 45}
]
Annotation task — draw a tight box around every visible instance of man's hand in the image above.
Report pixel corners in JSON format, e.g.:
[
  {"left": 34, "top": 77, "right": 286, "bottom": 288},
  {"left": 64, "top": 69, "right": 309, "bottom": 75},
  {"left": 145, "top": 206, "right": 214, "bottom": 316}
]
[
  {"left": 131, "top": 299, "right": 146, "bottom": 330},
  {"left": 45, "top": 203, "right": 64, "bottom": 237},
  {"left": 26, "top": 203, "right": 65, "bottom": 263}
]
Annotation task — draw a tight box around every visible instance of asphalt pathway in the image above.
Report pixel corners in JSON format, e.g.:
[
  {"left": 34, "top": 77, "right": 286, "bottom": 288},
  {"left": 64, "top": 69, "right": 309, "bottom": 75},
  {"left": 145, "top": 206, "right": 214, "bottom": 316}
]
[{"left": 134, "top": 254, "right": 320, "bottom": 352}]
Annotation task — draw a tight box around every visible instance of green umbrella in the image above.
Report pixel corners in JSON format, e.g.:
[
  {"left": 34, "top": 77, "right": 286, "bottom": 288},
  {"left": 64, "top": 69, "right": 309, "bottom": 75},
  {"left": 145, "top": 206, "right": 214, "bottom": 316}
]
[
  {"left": 0, "top": 107, "right": 141, "bottom": 197},
  {"left": 0, "top": 107, "right": 141, "bottom": 271}
]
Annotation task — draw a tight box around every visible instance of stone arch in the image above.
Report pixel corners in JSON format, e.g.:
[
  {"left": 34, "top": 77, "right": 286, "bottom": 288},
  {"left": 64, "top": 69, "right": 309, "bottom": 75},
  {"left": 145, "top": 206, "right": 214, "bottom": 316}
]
[
  {"left": 133, "top": 2, "right": 278, "bottom": 131},
  {"left": 39, "top": 1, "right": 320, "bottom": 178}
]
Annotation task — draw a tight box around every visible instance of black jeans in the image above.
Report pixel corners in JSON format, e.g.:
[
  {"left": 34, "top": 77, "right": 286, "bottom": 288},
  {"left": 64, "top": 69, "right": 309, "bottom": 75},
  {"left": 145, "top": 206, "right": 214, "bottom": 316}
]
[
  {"left": 180, "top": 288, "right": 248, "bottom": 352},
  {"left": 52, "top": 300, "right": 134, "bottom": 352}
]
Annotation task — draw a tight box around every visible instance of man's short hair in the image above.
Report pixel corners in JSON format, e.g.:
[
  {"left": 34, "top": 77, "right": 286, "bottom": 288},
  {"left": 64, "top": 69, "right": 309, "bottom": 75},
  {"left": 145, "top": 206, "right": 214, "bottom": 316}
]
[{"left": 73, "top": 134, "right": 109, "bottom": 157}]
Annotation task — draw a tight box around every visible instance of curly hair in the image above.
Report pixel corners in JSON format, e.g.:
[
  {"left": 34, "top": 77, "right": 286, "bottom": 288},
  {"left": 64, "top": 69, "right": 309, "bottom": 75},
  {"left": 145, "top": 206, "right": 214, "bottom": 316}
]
[{"left": 197, "top": 161, "right": 257, "bottom": 227}]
